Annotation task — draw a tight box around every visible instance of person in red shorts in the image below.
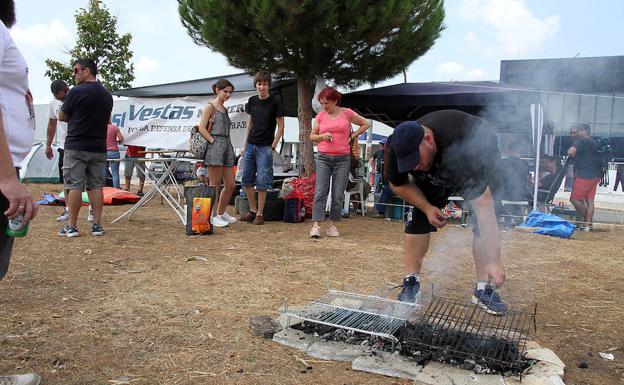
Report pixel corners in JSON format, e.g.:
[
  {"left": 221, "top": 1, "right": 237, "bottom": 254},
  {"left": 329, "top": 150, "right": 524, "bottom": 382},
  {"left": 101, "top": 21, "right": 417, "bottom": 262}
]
[{"left": 567, "top": 123, "right": 602, "bottom": 232}]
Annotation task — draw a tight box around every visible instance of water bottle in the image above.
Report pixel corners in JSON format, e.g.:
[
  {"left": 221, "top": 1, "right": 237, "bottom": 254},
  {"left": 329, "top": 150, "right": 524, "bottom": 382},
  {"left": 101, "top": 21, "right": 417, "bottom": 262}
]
[{"left": 6, "top": 215, "right": 29, "bottom": 238}]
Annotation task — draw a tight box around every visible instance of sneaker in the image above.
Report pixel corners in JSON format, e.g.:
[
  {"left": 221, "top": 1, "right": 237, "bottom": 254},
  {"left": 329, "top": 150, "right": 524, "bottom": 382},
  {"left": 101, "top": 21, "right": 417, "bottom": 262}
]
[
  {"left": 137, "top": 191, "right": 144, "bottom": 197},
  {"left": 212, "top": 215, "right": 229, "bottom": 228},
  {"left": 56, "top": 210, "right": 69, "bottom": 222},
  {"left": 91, "top": 224, "right": 105, "bottom": 236},
  {"left": 252, "top": 214, "right": 264, "bottom": 225},
  {"left": 58, "top": 224, "right": 79, "bottom": 237},
  {"left": 471, "top": 284, "right": 509, "bottom": 315},
  {"left": 309, "top": 224, "right": 321, "bottom": 239},
  {"left": 220, "top": 211, "right": 237, "bottom": 224},
  {"left": 397, "top": 275, "right": 421, "bottom": 304},
  {"left": 241, "top": 211, "right": 256, "bottom": 223},
  {"left": 0, "top": 373, "right": 41, "bottom": 385},
  {"left": 326, "top": 225, "right": 340, "bottom": 237}
]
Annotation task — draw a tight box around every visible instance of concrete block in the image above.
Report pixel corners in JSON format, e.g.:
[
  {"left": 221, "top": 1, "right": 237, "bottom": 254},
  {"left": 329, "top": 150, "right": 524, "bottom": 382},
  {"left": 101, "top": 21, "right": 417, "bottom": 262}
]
[
  {"left": 524, "top": 348, "right": 566, "bottom": 371},
  {"left": 416, "top": 361, "right": 505, "bottom": 385},
  {"left": 272, "top": 328, "right": 316, "bottom": 351},
  {"left": 352, "top": 351, "right": 422, "bottom": 380},
  {"left": 307, "top": 339, "right": 367, "bottom": 361},
  {"left": 504, "top": 373, "right": 565, "bottom": 385}
]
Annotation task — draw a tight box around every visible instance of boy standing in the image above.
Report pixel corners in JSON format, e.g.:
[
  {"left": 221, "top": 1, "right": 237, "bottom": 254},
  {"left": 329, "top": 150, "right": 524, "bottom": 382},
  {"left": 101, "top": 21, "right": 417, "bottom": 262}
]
[{"left": 240, "top": 71, "right": 285, "bottom": 225}]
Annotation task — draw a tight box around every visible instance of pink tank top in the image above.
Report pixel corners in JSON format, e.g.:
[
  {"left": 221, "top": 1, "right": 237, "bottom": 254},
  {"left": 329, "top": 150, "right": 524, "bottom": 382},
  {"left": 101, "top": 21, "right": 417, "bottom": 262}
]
[
  {"left": 106, "top": 124, "right": 121, "bottom": 151},
  {"left": 316, "top": 108, "right": 354, "bottom": 156}
]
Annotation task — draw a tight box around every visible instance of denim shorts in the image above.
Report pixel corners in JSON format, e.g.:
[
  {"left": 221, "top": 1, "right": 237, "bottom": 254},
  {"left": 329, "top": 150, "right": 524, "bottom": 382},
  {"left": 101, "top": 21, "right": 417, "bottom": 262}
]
[{"left": 241, "top": 144, "right": 273, "bottom": 190}]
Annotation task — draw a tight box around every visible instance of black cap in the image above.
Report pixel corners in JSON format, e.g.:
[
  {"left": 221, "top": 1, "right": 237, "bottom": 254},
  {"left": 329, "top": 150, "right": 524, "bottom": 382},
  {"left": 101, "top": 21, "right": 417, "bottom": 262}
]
[{"left": 392, "top": 121, "right": 425, "bottom": 172}]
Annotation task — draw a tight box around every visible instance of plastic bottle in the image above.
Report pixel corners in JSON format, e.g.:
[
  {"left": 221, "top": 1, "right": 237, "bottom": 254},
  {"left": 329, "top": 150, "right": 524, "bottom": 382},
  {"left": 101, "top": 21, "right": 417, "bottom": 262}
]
[{"left": 6, "top": 215, "right": 29, "bottom": 238}]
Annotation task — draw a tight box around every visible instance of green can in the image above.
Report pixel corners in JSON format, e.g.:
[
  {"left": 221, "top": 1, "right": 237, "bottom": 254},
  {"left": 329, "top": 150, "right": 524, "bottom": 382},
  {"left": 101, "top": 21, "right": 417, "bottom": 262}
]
[{"left": 6, "top": 215, "right": 29, "bottom": 238}]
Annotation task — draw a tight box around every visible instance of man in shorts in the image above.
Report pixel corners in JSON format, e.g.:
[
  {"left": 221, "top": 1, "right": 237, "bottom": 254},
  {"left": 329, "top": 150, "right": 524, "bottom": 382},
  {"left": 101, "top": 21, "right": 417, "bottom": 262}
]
[
  {"left": 567, "top": 123, "right": 602, "bottom": 231},
  {"left": 387, "top": 110, "right": 508, "bottom": 315},
  {"left": 240, "top": 71, "right": 285, "bottom": 225},
  {"left": 58, "top": 59, "right": 113, "bottom": 237}
]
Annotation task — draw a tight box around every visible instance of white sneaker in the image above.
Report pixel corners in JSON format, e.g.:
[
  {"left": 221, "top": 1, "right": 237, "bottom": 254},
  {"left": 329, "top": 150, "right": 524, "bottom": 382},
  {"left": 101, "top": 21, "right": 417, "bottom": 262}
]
[
  {"left": 56, "top": 210, "right": 69, "bottom": 222},
  {"left": 212, "top": 215, "right": 229, "bottom": 228},
  {"left": 0, "top": 373, "right": 42, "bottom": 385},
  {"left": 220, "top": 211, "right": 237, "bottom": 224},
  {"left": 87, "top": 213, "right": 94, "bottom": 222}
]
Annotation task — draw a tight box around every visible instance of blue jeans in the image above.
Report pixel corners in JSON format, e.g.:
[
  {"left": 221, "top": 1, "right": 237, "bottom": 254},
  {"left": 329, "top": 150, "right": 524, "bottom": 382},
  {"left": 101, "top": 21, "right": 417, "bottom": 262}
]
[
  {"left": 105, "top": 150, "right": 121, "bottom": 188},
  {"left": 312, "top": 153, "right": 350, "bottom": 222},
  {"left": 375, "top": 183, "right": 393, "bottom": 215},
  {"left": 241, "top": 144, "right": 273, "bottom": 191}
]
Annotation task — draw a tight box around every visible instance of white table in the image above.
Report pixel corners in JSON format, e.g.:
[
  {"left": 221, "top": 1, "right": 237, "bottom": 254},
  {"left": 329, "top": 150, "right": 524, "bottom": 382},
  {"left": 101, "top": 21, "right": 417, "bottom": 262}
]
[{"left": 112, "top": 157, "right": 201, "bottom": 225}]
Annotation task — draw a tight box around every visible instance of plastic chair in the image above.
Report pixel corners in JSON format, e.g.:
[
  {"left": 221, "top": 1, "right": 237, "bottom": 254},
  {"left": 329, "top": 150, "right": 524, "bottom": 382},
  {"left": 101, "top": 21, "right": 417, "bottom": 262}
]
[{"left": 344, "top": 173, "right": 367, "bottom": 216}]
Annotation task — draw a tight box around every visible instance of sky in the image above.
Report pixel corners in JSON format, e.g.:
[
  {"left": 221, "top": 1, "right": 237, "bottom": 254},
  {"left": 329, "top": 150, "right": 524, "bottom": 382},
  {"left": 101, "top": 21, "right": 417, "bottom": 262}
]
[{"left": 10, "top": 0, "right": 624, "bottom": 105}]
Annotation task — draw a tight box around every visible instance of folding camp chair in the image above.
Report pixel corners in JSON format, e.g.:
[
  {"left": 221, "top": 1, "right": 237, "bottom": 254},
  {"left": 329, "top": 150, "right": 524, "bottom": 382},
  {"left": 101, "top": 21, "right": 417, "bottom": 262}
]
[{"left": 536, "top": 157, "right": 576, "bottom": 219}]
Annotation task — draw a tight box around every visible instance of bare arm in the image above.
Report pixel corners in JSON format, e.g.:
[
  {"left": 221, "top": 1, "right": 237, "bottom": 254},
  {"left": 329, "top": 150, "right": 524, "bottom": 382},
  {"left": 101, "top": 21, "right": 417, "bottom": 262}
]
[
  {"left": 309, "top": 119, "right": 331, "bottom": 143},
  {"left": 390, "top": 181, "right": 448, "bottom": 227},
  {"left": 348, "top": 112, "right": 370, "bottom": 142},
  {"left": 0, "top": 110, "right": 38, "bottom": 222},
  {"left": 45, "top": 118, "right": 57, "bottom": 159},
  {"left": 567, "top": 145, "right": 577, "bottom": 157},
  {"left": 243, "top": 115, "right": 253, "bottom": 151},
  {"left": 271, "top": 116, "right": 285, "bottom": 150},
  {"left": 116, "top": 127, "right": 124, "bottom": 144},
  {"left": 469, "top": 186, "right": 504, "bottom": 287},
  {"left": 197, "top": 103, "right": 215, "bottom": 144}
]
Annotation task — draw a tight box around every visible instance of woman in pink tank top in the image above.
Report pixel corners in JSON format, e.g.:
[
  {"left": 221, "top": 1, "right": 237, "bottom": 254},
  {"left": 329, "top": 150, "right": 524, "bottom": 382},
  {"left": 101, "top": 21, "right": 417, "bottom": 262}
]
[
  {"left": 308, "top": 87, "right": 370, "bottom": 239},
  {"left": 105, "top": 118, "right": 124, "bottom": 188}
]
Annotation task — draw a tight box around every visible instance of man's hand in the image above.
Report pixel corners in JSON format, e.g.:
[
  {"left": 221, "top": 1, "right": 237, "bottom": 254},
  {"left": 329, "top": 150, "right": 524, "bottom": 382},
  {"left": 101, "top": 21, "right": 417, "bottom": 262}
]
[
  {"left": 45, "top": 145, "right": 53, "bottom": 160},
  {"left": 1, "top": 179, "right": 38, "bottom": 222},
  {"left": 488, "top": 263, "right": 506, "bottom": 288},
  {"left": 424, "top": 205, "right": 448, "bottom": 228}
]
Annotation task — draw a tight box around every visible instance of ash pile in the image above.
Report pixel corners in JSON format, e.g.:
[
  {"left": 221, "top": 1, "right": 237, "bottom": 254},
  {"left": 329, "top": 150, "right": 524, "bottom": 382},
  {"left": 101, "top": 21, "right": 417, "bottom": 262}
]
[{"left": 283, "top": 290, "right": 536, "bottom": 376}]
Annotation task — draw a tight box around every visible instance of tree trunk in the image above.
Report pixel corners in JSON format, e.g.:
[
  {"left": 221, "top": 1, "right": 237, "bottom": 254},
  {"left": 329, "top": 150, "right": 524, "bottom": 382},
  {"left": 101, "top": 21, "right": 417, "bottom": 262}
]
[{"left": 297, "top": 77, "right": 315, "bottom": 177}]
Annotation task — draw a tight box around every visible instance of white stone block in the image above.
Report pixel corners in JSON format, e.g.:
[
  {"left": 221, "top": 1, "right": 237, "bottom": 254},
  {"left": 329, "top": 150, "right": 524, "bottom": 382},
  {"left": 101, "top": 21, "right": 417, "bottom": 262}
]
[
  {"left": 352, "top": 351, "right": 422, "bottom": 380},
  {"left": 504, "top": 373, "right": 565, "bottom": 385},
  {"left": 524, "top": 348, "right": 566, "bottom": 370},
  {"left": 307, "top": 339, "right": 367, "bottom": 361},
  {"left": 416, "top": 361, "right": 506, "bottom": 385},
  {"left": 272, "top": 328, "right": 316, "bottom": 351}
]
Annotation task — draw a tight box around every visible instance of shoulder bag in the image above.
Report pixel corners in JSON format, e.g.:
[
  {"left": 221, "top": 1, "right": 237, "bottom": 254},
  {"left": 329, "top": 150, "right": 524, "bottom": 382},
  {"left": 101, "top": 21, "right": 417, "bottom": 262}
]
[{"left": 189, "top": 103, "right": 215, "bottom": 159}]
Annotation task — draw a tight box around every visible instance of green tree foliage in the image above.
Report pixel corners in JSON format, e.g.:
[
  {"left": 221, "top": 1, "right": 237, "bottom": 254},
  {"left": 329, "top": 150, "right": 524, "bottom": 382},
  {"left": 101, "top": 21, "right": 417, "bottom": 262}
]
[
  {"left": 179, "top": 0, "right": 444, "bottom": 174},
  {"left": 45, "top": 0, "right": 134, "bottom": 91}
]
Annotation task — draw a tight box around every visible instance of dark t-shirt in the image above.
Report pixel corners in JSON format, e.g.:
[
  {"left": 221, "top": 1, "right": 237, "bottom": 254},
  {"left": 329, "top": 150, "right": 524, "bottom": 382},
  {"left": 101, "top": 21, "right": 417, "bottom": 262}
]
[
  {"left": 387, "top": 110, "right": 502, "bottom": 201},
  {"left": 572, "top": 137, "right": 601, "bottom": 179},
  {"left": 372, "top": 149, "right": 384, "bottom": 172},
  {"left": 62, "top": 81, "right": 113, "bottom": 153},
  {"left": 245, "top": 94, "right": 284, "bottom": 146}
]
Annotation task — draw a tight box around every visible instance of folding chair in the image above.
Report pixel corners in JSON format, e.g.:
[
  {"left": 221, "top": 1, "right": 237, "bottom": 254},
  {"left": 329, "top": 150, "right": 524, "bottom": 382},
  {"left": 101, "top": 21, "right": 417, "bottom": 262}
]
[
  {"left": 536, "top": 157, "right": 576, "bottom": 219},
  {"left": 344, "top": 173, "right": 367, "bottom": 216}
]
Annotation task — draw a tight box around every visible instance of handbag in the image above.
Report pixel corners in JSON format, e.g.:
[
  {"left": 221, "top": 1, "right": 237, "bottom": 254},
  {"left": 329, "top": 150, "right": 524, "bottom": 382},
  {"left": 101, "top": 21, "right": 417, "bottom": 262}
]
[{"left": 189, "top": 103, "right": 215, "bottom": 159}]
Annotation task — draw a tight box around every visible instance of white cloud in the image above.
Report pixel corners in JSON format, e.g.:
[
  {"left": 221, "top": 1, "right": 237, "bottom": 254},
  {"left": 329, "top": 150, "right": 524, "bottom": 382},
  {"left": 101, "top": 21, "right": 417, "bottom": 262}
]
[
  {"left": 436, "top": 61, "right": 465, "bottom": 77},
  {"left": 466, "top": 68, "right": 487, "bottom": 80},
  {"left": 10, "top": 19, "right": 71, "bottom": 48},
  {"left": 458, "top": 0, "right": 560, "bottom": 57},
  {"left": 136, "top": 56, "right": 159, "bottom": 73}
]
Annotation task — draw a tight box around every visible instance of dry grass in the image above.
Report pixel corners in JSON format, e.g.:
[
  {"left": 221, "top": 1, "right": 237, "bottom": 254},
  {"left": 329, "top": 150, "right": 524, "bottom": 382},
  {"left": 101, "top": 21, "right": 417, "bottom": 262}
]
[{"left": 1, "top": 183, "right": 622, "bottom": 384}]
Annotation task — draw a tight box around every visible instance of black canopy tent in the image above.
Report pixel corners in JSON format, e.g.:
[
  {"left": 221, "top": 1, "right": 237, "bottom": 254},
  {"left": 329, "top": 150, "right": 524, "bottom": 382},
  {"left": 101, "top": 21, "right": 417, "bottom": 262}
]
[
  {"left": 341, "top": 81, "right": 545, "bottom": 134},
  {"left": 114, "top": 72, "right": 300, "bottom": 117}
]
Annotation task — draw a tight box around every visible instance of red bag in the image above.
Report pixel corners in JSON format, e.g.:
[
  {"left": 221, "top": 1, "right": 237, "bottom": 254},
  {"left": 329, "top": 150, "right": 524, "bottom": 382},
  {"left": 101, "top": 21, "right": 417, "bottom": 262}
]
[{"left": 289, "top": 172, "right": 316, "bottom": 218}]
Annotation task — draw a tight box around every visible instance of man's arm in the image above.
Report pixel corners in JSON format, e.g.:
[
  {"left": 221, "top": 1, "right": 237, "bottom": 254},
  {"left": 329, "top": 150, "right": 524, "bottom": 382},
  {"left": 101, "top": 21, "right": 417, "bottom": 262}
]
[
  {"left": 469, "top": 186, "right": 504, "bottom": 286},
  {"left": 45, "top": 118, "right": 57, "bottom": 159},
  {"left": 0, "top": 111, "right": 38, "bottom": 222},
  {"left": 390, "top": 181, "right": 447, "bottom": 227},
  {"left": 58, "top": 110, "right": 69, "bottom": 122},
  {"left": 567, "top": 145, "right": 577, "bottom": 157},
  {"left": 271, "top": 116, "right": 285, "bottom": 150}
]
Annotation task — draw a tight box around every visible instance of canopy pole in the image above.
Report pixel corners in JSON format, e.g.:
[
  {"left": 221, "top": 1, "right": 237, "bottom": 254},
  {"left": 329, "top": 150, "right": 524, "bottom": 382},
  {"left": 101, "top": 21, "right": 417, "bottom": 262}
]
[{"left": 532, "top": 104, "right": 544, "bottom": 211}]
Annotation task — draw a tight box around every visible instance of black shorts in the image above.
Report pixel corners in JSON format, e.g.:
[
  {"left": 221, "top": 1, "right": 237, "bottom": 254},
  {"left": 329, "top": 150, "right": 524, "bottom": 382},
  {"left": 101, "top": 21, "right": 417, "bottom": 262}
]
[{"left": 404, "top": 174, "right": 455, "bottom": 235}]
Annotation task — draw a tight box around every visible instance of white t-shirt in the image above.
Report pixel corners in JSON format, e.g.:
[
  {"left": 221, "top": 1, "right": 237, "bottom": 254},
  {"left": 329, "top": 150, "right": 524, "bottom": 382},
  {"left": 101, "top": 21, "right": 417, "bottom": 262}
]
[
  {"left": 0, "top": 21, "right": 35, "bottom": 165},
  {"left": 48, "top": 98, "right": 67, "bottom": 149}
]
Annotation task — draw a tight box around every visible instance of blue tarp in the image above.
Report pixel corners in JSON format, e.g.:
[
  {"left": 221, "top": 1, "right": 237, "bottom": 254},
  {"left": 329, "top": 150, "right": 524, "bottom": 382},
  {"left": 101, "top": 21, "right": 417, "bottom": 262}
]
[{"left": 520, "top": 210, "right": 576, "bottom": 238}]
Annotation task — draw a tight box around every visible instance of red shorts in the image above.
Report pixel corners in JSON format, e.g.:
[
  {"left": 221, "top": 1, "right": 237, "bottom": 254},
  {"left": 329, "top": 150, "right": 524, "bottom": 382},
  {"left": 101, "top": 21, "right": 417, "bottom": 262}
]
[{"left": 570, "top": 177, "right": 600, "bottom": 200}]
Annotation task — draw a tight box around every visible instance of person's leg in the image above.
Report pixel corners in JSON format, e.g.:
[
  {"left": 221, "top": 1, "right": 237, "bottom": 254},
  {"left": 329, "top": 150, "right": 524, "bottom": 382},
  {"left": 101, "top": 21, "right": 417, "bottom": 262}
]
[
  {"left": 403, "top": 233, "right": 430, "bottom": 274},
  {"left": 87, "top": 189, "right": 104, "bottom": 224},
  {"left": 218, "top": 167, "right": 236, "bottom": 216},
  {"left": 57, "top": 148, "right": 64, "bottom": 184},
  {"left": 311, "top": 154, "right": 332, "bottom": 229},
  {"left": 85, "top": 151, "right": 107, "bottom": 228},
  {"left": 63, "top": 150, "right": 87, "bottom": 228},
  {"left": 207, "top": 166, "right": 224, "bottom": 213},
  {"left": 585, "top": 198, "right": 595, "bottom": 224},
  {"left": 570, "top": 198, "right": 586, "bottom": 223},
  {"left": 136, "top": 159, "right": 146, "bottom": 194},
  {"left": 241, "top": 145, "right": 258, "bottom": 215},
  {"left": 108, "top": 151, "right": 121, "bottom": 188},
  {"left": 328, "top": 155, "right": 350, "bottom": 227},
  {"left": 0, "top": 191, "right": 14, "bottom": 281},
  {"left": 254, "top": 146, "right": 273, "bottom": 219},
  {"left": 67, "top": 189, "right": 83, "bottom": 227},
  {"left": 123, "top": 157, "right": 133, "bottom": 190}
]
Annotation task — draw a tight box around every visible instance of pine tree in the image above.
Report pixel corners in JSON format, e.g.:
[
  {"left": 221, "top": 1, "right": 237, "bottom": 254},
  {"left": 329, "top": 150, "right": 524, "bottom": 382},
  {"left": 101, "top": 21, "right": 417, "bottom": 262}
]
[
  {"left": 45, "top": 0, "right": 134, "bottom": 91},
  {"left": 179, "top": 0, "right": 444, "bottom": 174}
]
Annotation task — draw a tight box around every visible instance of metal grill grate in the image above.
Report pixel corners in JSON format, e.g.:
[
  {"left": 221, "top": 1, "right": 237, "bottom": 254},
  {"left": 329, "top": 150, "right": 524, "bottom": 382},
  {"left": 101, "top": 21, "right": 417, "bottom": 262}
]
[
  {"left": 283, "top": 290, "right": 420, "bottom": 344},
  {"left": 399, "top": 296, "right": 536, "bottom": 373}
]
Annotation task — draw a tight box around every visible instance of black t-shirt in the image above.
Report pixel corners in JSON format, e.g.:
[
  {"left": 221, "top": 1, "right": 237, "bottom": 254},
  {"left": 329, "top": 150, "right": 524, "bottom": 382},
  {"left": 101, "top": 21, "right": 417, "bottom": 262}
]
[
  {"left": 62, "top": 81, "right": 113, "bottom": 153},
  {"left": 245, "top": 94, "right": 284, "bottom": 146},
  {"left": 387, "top": 110, "right": 502, "bottom": 201},
  {"left": 372, "top": 148, "right": 384, "bottom": 172},
  {"left": 572, "top": 137, "right": 602, "bottom": 179}
]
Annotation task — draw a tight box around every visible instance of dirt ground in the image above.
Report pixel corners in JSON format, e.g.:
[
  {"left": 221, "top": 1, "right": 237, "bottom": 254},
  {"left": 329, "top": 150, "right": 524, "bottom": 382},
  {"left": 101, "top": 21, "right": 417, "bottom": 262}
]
[{"left": 1, "top": 183, "right": 623, "bottom": 385}]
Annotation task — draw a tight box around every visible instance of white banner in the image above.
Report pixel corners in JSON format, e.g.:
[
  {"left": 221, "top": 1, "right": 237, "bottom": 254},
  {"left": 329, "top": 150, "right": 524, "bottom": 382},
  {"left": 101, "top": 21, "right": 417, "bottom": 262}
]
[{"left": 111, "top": 92, "right": 255, "bottom": 151}]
